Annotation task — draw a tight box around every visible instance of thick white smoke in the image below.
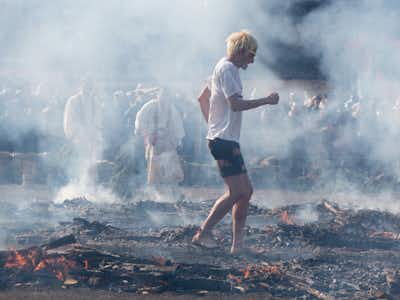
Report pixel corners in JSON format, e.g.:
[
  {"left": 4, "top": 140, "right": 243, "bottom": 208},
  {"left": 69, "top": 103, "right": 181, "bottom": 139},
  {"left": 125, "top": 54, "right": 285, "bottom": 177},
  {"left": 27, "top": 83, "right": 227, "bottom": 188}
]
[
  {"left": 0, "top": 0, "right": 287, "bottom": 193},
  {"left": 300, "top": 0, "right": 400, "bottom": 176},
  {"left": 3, "top": 0, "right": 400, "bottom": 204},
  {"left": 0, "top": 1, "right": 298, "bottom": 84}
]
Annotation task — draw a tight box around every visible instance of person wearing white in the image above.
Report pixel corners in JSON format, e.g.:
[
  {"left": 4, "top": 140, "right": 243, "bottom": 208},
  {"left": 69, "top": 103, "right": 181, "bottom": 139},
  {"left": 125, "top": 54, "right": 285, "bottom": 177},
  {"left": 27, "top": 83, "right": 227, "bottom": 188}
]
[
  {"left": 206, "top": 57, "right": 243, "bottom": 142},
  {"left": 63, "top": 79, "right": 103, "bottom": 181},
  {"left": 135, "top": 88, "right": 185, "bottom": 185},
  {"left": 193, "top": 30, "right": 279, "bottom": 254},
  {"left": 64, "top": 82, "right": 100, "bottom": 148}
]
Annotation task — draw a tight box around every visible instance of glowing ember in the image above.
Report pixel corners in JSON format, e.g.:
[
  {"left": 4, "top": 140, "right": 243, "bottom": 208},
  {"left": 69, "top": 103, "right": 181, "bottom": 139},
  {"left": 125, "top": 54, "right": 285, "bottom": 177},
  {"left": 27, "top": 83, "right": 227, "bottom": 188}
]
[
  {"left": 84, "top": 259, "right": 89, "bottom": 269},
  {"left": 5, "top": 251, "right": 28, "bottom": 269},
  {"left": 263, "top": 265, "right": 279, "bottom": 274},
  {"left": 243, "top": 268, "right": 250, "bottom": 279},
  {"left": 4, "top": 248, "right": 78, "bottom": 282},
  {"left": 56, "top": 270, "right": 64, "bottom": 281},
  {"left": 280, "top": 210, "right": 295, "bottom": 225},
  {"left": 227, "top": 274, "right": 242, "bottom": 284},
  {"left": 34, "top": 260, "right": 47, "bottom": 271},
  {"left": 369, "top": 231, "right": 400, "bottom": 239}
]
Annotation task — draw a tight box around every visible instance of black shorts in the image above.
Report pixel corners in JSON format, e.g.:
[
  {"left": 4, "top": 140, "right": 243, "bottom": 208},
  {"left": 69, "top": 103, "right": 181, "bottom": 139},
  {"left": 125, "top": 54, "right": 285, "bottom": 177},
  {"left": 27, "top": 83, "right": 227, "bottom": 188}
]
[{"left": 208, "top": 138, "right": 247, "bottom": 178}]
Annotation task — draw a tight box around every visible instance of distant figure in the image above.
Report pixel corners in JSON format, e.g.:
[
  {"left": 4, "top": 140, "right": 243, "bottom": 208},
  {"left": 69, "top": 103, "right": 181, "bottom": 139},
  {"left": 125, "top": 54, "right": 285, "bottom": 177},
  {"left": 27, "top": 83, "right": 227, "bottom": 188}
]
[
  {"left": 134, "top": 88, "right": 185, "bottom": 185},
  {"left": 102, "top": 90, "right": 130, "bottom": 160},
  {"left": 193, "top": 30, "right": 279, "bottom": 254},
  {"left": 63, "top": 79, "right": 103, "bottom": 180}
]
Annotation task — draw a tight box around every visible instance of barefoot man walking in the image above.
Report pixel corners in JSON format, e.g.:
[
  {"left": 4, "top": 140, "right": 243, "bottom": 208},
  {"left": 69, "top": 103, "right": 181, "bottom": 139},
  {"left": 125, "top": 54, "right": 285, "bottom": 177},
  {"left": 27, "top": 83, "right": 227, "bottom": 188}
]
[{"left": 193, "top": 30, "right": 279, "bottom": 254}]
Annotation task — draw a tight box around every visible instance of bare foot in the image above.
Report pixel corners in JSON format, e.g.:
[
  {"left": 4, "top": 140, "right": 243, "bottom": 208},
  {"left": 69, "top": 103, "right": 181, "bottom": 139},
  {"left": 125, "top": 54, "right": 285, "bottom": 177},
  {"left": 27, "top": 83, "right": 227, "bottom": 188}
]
[
  {"left": 230, "top": 240, "right": 244, "bottom": 255},
  {"left": 230, "top": 245, "right": 243, "bottom": 255},
  {"left": 192, "top": 230, "right": 218, "bottom": 249},
  {"left": 230, "top": 244, "right": 263, "bottom": 255}
]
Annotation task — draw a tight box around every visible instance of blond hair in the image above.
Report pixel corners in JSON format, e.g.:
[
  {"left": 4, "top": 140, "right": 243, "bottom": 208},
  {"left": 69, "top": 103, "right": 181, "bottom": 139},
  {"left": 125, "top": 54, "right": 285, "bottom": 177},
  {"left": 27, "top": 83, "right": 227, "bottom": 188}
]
[{"left": 226, "top": 30, "right": 258, "bottom": 57}]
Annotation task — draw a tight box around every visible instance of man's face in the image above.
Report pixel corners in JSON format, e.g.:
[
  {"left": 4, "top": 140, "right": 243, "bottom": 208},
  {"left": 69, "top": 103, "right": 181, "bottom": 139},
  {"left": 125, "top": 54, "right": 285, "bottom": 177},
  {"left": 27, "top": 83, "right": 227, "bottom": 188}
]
[
  {"left": 80, "top": 79, "right": 95, "bottom": 96},
  {"left": 239, "top": 49, "right": 256, "bottom": 70}
]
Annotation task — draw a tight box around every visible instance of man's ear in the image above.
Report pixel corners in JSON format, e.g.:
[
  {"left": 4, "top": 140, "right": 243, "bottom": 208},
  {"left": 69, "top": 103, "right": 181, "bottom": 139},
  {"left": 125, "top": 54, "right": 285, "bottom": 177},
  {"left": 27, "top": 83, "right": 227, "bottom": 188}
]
[{"left": 237, "top": 48, "right": 247, "bottom": 56}]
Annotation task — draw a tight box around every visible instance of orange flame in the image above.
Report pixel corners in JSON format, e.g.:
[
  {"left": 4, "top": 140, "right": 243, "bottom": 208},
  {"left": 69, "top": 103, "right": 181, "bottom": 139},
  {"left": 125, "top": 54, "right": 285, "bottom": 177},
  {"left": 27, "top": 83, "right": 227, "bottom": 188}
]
[
  {"left": 280, "top": 211, "right": 294, "bottom": 225},
  {"left": 5, "top": 251, "right": 28, "bottom": 269},
  {"left": 243, "top": 268, "right": 250, "bottom": 279},
  {"left": 263, "top": 265, "right": 279, "bottom": 274},
  {"left": 241, "top": 263, "right": 280, "bottom": 279},
  {"left": 55, "top": 271, "right": 64, "bottom": 281},
  {"left": 4, "top": 249, "right": 78, "bottom": 282},
  {"left": 228, "top": 273, "right": 242, "bottom": 284},
  {"left": 33, "top": 260, "right": 47, "bottom": 271},
  {"left": 84, "top": 259, "right": 89, "bottom": 269},
  {"left": 32, "top": 255, "right": 76, "bottom": 281}
]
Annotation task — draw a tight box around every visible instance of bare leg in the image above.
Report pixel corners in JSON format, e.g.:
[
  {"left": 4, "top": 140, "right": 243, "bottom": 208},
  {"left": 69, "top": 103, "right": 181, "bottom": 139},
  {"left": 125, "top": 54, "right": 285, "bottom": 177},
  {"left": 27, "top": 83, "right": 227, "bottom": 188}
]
[
  {"left": 231, "top": 173, "right": 253, "bottom": 254},
  {"left": 192, "top": 173, "right": 249, "bottom": 248},
  {"left": 231, "top": 198, "right": 250, "bottom": 252},
  {"left": 192, "top": 189, "right": 237, "bottom": 248},
  {"left": 199, "top": 191, "right": 235, "bottom": 232}
]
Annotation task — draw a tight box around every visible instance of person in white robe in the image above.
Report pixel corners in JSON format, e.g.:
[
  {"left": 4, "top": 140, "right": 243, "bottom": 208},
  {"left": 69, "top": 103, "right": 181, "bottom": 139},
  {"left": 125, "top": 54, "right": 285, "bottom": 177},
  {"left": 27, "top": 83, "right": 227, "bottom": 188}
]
[
  {"left": 63, "top": 79, "right": 103, "bottom": 182},
  {"left": 134, "top": 88, "right": 185, "bottom": 185}
]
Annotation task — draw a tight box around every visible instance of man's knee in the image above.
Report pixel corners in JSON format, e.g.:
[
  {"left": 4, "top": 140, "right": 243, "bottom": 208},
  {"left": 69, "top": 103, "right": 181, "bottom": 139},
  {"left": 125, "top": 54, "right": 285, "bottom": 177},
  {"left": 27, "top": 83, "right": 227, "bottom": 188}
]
[
  {"left": 227, "top": 189, "right": 241, "bottom": 203},
  {"left": 246, "top": 185, "right": 253, "bottom": 199},
  {"left": 228, "top": 185, "right": 252, "bottom": 203},
  {"left": 241, "top": 185, "right": 253, "bottom": 202},
  {"left": 225, "top": 174, "right": 253, "bottom": 202},
  {"left": 240, "top": 175, "right": 253, "bottom": 200}
]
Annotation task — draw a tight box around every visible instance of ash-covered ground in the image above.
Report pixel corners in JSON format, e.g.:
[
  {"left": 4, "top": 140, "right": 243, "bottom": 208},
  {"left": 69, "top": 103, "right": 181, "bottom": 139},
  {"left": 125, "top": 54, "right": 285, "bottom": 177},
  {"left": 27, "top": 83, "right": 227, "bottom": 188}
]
[{"left": 2, "top": 185, "right": 400, "bottom": 299}]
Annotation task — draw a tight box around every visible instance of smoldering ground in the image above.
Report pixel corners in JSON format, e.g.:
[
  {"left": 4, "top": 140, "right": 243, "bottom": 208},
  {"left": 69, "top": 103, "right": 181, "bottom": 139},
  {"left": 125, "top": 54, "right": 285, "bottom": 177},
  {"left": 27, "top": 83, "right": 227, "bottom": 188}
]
[{"left": 1, "top": 1, "right": 400, "bottom": 216}]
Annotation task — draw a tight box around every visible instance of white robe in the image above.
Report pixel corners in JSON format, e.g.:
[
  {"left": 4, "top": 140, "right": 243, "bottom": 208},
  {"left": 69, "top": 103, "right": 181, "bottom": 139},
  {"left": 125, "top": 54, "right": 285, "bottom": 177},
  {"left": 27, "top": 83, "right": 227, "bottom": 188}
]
[
  {"left": 135, "top": 98, "right": 185, "bottom": 184},
  {"left": 63, "top": 92, "right": 102, "bottom": 157}
]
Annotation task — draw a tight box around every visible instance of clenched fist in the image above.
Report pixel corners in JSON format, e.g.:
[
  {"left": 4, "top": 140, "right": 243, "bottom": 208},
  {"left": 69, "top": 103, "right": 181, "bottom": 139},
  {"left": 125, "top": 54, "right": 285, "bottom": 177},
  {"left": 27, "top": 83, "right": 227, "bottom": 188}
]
[{"left": 267, "top": 92, "right": 279, "bottom": 105}]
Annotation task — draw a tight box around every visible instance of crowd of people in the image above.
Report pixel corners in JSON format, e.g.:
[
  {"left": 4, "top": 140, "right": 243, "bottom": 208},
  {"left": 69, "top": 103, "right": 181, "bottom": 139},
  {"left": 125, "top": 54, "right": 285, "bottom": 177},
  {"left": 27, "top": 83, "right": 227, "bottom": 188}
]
[
  {"left": 0, "top": 78, "right": 201, "bottom": 191},
  {"left": 0, "top": 75, "right": 400, "bottom": 192},
  {"left": 255, "top": 90, "right": 400, "bottom": 191}
]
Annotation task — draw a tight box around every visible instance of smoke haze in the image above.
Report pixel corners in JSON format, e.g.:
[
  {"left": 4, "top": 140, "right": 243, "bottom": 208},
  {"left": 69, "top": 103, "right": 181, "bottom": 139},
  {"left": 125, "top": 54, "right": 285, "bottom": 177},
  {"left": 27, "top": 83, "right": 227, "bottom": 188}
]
[
  {"left": 1, "top": 0, "right": 400, "bottom": 205},
  {"left": 0, "top": 0, "right": 288, "bottom": 82},
  {"left": 298, "top": 0, "right": 400, "bottom": 176}
]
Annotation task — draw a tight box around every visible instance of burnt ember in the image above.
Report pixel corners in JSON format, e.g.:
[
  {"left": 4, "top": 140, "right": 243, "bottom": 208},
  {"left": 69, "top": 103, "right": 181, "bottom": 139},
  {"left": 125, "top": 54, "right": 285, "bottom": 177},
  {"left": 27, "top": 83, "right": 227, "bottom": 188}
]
[{"left": 3, "top": 198, "right": 400, "bottom": 298}]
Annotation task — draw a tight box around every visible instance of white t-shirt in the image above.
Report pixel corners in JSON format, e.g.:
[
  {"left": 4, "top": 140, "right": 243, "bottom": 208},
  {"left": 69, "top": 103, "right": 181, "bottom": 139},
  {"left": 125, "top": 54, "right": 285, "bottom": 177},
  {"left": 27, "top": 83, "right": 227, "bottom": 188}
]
[{"left": 206, "top": 57, "right": 243, "bottom": 142}]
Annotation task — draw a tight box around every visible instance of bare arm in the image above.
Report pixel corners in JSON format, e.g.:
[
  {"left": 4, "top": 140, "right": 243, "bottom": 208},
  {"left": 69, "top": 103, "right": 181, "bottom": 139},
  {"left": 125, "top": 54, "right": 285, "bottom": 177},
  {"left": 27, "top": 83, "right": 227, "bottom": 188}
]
[
  {"left": 227, "top": 92, "right": 279, "bottom": 112},
  {"left": 198, "top": 85, "right": 211, "bottom": 122}
]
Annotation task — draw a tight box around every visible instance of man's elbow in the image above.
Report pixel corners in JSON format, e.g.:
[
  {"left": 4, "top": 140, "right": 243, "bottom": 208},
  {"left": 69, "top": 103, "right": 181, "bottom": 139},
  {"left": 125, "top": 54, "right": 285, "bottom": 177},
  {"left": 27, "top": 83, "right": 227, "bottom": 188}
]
[
  {"left": 198, "top": 95, "right": 208, "bottom": 104},
  {"left": 229, "top": 103, "right": 240, "bottom": 112},
  {"left": 228, "top": 95, "right": 242, "bottom": 112},
  {"left": 198, "top": 88, "right": 211, "bottom": 103}
]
